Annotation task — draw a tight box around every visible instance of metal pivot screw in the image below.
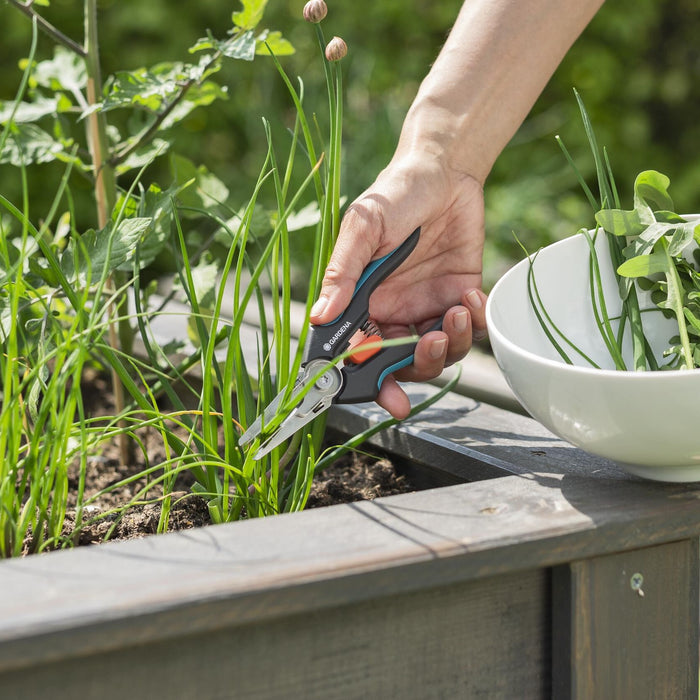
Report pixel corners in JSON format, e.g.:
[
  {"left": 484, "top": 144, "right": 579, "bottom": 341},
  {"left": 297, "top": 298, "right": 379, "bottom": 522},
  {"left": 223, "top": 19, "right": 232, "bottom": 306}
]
[
  {"left": 316, "top": 372, "right": 333, "bottom": 389},
  {"left": 630, "top": 572, "right": 645, "bottom": 597}
]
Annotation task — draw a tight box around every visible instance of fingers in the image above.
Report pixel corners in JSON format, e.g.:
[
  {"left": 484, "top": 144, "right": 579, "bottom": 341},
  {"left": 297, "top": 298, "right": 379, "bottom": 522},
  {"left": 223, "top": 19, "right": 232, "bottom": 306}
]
[
  {"left": 309, "top": 242, "right": 368, "bottom": 325},
  {"left": 375, "top": 288, "right": 488, "bottom": 419},
  {"left": 393, "top": 288, "right": 488, "bottom": 383},
  {"left": 310, "top": 201, "right": 385, "bottom": 326},
  {"left": 376, "top": 376, "right": 412, "bottom": 420},
  {"left": 465, "top": 287, "right": 488, "bottom": 342}
]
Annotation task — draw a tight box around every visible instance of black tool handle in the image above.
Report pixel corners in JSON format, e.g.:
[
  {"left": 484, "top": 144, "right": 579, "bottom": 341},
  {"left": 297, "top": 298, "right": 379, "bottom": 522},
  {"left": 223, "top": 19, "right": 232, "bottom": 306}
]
[
  {"left": 335, "top": 317, "right": 444, "bottom": 404},
  {"left": 303, "top": 227, "right": 421, "bottom": 362}
]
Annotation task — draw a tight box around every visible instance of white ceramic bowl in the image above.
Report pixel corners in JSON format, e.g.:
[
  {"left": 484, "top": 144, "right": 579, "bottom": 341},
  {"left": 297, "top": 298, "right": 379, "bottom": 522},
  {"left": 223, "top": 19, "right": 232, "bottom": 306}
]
[{"left": 486, "top": 229, "right": 700, "bottom": 482}]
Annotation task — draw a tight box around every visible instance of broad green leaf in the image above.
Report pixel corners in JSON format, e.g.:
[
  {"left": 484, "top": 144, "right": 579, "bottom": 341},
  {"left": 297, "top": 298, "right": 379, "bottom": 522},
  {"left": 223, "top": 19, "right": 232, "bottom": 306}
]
[
  {"left": 0, "top": 123, "right": 64, "bottom": 165},
  {"left": 182, "top": 55, "right": 222, "bottom": 83},
  {"left": 103, "top": 64, "right": 182, "bottom": 112},
  {"left": 102, "top": 60, "right": 220, "bottom": 113},
  {"left": 60, "top": 218, "right": 152, "bottom": 285},
  {"left": 256, "top": 31, "right": 295, "bottom": 56},
  {"left": 623, "top": 221, "right": 677, "bottom": 259},
  {"left": 170, "top": 153, "right": 230, "bottom": 213},
  {"left": 0, "top": 300, "right": 13, "bottom": 343},
  {"left": 117, "top": 184, "right": 179, "bottom": 270},
  {"left": 222, "top": 31, "right": 257, "bottom": 61},
  {"left": 189, "top": 33, "right": 217, "bottom": 53},
  {"left": 232, "top": 0, "right": 268, "bottom": 30},
  {"left": 189, "top": 31, "right": 257, "bottom": 62},
  {"left": 32, "top": 47, "right": 87, "bottom": 92},
  {"left": 683, "top": 307, "right": 700, "bottom": 334},
  {"left": 617, "top": 252, "right": 669, "bottom": 278},
  {"left": 667, "top": 222, "right": 697, "bottom": 257},
  {"left": 633, "top": 170, "right": 674, "bottom": 212},
  {"left": 53, "top": 211, "right": 71, "bottom": 247},
  {"left": 160, "top": 81, "right": 228, "bottom": 130},
  {"left": 28, "top": 256, "right": 60, "bottom": 287},
  {"left": 0, "top": 96, "right": 59, "bottom": 125},
  {"left": 641, "top": 221, "right": 675, "bottom": 247},
  {"left": 114, "top": 138, "right": 170, "bottom": 176},
  {"left": 595, "top": 208, "right": 646, "bottom": 237},
  {"left": 214, "top": 205, "right": 271, "bottom": 245},
  {"left": 285, "top": 200, "right": 323, "bottom": 231},
  {"left": 654, "top": 210, "right": 686, "bottom": 224}
]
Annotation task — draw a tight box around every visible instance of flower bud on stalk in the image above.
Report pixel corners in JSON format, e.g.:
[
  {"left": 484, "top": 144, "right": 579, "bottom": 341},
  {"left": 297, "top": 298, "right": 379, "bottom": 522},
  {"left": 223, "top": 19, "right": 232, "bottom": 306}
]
[
  {"left": 303, "top": 0, "right": 328, "bottom": 23},
  {"left": 325, "top": 36, "right": 347, "bottom": 62}
]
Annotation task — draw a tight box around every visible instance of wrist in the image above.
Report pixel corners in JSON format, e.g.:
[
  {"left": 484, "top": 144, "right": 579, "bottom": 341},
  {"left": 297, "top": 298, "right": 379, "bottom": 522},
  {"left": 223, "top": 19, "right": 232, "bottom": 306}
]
[
  {"left": 396, "top": 92, "right": 492, "bottom": 186},
  {"left": 394, "top": 0, "right": 606, "bottom": 186}
]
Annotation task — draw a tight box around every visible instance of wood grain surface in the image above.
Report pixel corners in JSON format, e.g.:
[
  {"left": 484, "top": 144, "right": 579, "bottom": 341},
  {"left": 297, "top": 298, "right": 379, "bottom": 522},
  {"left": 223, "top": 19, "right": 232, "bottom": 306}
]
[{"left": 2, "top": 383, "right": 699, "bottom": 697}]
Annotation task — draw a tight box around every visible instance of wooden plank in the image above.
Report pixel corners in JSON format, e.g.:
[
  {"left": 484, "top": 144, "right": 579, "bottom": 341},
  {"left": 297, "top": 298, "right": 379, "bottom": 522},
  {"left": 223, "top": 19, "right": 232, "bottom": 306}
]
[
  {"left": 144, "top": 292, "right": 608, "bottom": 480},
  {"left": 3, "top": 472, "right": 700, "bottom": 672},
  {"left": 552, "top": 538, "right": 699, "bottom": 698},
  {"left": 328, "top": 382, "right": 634, "bottom": 482},
  {"left": 434, "top": 346, "right": 523, "bottom": 414},
  {"left": 0, "top": 569, "right": 550, "bottom": 700}
]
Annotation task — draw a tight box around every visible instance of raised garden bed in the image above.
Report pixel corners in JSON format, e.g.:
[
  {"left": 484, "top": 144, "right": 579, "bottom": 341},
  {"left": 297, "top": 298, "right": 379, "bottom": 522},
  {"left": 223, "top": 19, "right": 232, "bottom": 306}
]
[{"left": 1, "top": 383, "right": 698, "bottom": 699}]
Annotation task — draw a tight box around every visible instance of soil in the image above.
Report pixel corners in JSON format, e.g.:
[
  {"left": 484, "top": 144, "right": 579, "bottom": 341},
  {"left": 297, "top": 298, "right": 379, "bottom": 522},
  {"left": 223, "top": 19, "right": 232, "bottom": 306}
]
[{"left": 29, "top": 371, "right": 414, "bottom": 552}]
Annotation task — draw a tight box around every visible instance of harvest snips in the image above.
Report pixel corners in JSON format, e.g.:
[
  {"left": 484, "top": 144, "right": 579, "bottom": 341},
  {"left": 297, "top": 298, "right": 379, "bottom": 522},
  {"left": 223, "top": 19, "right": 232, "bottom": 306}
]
[{"left": 239, "top": 227, "right": 439, "bottom": 460}]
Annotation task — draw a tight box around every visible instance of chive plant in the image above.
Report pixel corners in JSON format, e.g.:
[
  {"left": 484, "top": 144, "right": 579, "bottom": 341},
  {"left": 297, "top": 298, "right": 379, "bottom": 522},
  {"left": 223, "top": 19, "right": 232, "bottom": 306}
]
[
  {"left": 0, "top": 1, "right": 457, "bottom": 555},
  {"left": 528, "top": 91, "right": 700, "bottom": 372},
  {"left": 155, "top": 4, "right": 456, "bottom": 522},
  {"left": 2, "top": 0, "right": 295, "bottom": 465},
  {"left": 0, "top": 0, "right": 299, "bottom": 550}
]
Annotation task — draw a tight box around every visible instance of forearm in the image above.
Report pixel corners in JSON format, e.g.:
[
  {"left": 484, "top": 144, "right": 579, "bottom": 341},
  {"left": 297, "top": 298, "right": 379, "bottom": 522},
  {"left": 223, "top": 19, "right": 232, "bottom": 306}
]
[{"left": 397, "top": 0, "right": 605, "bottom": 184}]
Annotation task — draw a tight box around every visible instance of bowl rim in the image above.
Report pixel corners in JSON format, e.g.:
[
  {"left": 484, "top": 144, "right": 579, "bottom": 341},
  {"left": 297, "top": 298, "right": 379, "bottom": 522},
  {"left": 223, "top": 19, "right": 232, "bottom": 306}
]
[{"left": 485, "top": 232, "right": 700, "bottom": 380}]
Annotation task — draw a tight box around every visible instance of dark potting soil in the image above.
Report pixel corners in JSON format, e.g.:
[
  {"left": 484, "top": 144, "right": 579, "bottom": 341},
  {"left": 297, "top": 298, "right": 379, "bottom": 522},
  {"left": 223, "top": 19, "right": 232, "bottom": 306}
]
[{"left": 34, "top": 371, "right": 414, "bottom": 552}]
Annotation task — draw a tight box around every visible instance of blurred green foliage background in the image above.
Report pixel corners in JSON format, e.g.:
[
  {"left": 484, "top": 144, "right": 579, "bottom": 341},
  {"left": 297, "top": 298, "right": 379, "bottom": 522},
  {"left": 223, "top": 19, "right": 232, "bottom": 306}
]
[{"left": 1, "top": 0, "right": 699, "bottom": 289}]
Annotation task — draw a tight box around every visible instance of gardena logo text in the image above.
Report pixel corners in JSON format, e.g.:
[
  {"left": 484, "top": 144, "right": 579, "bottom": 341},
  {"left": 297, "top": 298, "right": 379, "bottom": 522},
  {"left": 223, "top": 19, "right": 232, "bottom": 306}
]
[{"left": 322, "top": 321, "right": 352, "bottom": 352}]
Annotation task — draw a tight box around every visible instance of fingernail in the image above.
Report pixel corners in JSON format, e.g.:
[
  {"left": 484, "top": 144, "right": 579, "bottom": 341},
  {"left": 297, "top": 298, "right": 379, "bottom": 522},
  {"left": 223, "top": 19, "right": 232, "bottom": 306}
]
[
  {"left": 453, "top": 310, "right": 469, "bottom": 333},
  {"left": 466, "top": 289, "right": 482, "bottom": 310},
  {"left": 429, "top": 338, "right": 448, "bottom": 359},
  {"left": 310, "top": 296, "right": 327, "bottom": 317}
]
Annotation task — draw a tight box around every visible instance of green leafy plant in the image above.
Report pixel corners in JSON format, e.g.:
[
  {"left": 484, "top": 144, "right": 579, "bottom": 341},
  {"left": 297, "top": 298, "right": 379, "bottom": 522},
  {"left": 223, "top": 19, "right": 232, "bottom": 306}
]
[
  {"left": 1, "top": 0, "right": 293, "bottom": 464},
  {"left": 597, "top": 171, "right": 700, "bottom": 369},
  {"left": 0, "top": 0, "right": 304, "bottom": 550},
  {"left": 527, "top": 90, "right": 700, "bottom": 372},
  {"left": 0, "top": 0, "right": 456, "bottom": 556}
]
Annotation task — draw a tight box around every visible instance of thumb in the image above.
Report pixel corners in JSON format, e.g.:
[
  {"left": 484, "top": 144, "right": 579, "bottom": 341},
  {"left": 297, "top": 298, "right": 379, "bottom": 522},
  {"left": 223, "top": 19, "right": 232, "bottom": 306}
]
[{"left": 310, "top": 220, "right": 378, "bottom": 325}]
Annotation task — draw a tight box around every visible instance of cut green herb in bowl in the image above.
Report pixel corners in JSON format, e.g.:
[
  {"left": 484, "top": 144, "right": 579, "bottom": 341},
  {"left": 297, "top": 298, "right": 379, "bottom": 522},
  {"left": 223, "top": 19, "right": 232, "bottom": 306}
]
[{"left": 486, "top": 92, "right": 700, "bottom": 482}]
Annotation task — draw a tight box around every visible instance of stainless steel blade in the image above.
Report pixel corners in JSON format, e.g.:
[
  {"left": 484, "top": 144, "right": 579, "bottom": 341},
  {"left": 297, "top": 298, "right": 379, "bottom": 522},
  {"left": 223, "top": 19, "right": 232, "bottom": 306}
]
[
  {"left": 238, "top": 371, "right": 305, "bottom": 447},
  {"left": 252, "top": 361, "right": 343, "bottom": 459}
]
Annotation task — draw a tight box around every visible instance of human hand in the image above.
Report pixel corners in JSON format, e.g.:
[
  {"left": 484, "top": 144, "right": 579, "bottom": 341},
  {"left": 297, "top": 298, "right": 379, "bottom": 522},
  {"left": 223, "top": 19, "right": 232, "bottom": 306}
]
[{"left": 309, "top": 151, "right": 487, "bottom": 419}]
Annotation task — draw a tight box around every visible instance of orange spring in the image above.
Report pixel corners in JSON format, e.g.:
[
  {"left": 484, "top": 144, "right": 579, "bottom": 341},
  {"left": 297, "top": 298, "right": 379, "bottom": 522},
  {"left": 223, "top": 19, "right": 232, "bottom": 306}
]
[
  {"left": 347, "top": 335, "right": 383, "bottom": 364},
  {"left": 347, "top": 320, "right": 383, "bottom": 364}
]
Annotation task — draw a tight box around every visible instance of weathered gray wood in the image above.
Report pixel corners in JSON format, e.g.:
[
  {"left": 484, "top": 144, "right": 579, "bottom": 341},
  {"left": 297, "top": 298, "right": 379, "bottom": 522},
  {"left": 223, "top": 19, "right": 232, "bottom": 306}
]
[
  {"left": 552, "top": 538, "right": 699, "bottom": 698},
  {"left": 0, "top": 568, "right": 550, "bottom": 700},
  {"left": 1, "top": 375, "right": 698, "bottom": 696},
  {"left": 3, "top": 471, "right": 700, "bottom": 678},
  {"left": 328, "top": 382, "right": 633, "bottom": 482}
]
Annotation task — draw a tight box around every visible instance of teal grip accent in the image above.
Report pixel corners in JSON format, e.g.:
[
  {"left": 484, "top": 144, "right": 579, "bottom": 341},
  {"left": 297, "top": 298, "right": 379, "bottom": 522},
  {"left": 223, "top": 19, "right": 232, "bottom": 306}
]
[
  {"left": 376, "top": 354, "right": 415, "bottom": 391},
  {"left": 319, "top": 229, "right": 420, "bottom": 328},
  {"left": 354, "top": 249, "right": 395, "bottom": 291}
]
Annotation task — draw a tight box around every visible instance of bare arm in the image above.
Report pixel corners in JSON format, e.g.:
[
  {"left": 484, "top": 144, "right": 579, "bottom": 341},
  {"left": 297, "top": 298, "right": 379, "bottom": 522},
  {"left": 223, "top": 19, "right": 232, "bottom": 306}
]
[
  {"left": 311, "top": 0, "right": 605, "bottom": 418},
  {"left": 400, "top": 0, "right": 606, "bottom": 183}
]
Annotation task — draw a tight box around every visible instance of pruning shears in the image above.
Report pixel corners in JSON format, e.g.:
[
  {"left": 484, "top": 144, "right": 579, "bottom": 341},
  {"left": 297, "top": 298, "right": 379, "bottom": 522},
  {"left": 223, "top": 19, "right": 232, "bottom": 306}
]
[{"left": 239, "top": 227, "right": 440, "bottom": 460}]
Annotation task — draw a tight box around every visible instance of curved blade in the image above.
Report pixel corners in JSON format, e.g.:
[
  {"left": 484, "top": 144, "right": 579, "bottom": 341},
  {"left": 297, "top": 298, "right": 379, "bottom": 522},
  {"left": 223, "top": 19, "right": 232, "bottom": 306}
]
[{"left": 241, "top": 361, "right": 343, "bottom": 460}]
